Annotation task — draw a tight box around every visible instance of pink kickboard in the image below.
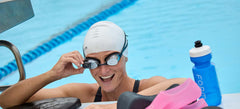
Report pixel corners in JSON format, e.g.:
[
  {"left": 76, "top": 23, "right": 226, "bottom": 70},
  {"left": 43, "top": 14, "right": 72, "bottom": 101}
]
[
  {"left": 181, "top": 98, "right": 208, "bottom": 109},
  {"left": 146, "top": 78, "right": 202, "bottom": 109}
]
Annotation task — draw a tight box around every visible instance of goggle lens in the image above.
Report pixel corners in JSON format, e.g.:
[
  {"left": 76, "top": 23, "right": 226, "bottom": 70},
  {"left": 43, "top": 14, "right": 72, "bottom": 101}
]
[
  {"left": 106, "top": 54, "right": 119, "bottom": 65},
  {"left": 88, "top": 59, "right": 98, "bottom": 69}
]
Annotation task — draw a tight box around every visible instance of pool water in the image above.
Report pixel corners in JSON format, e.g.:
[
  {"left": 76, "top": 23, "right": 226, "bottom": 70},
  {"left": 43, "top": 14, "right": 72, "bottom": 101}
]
[{"left": 1, "top": 0, "right": 240, "bottom": 96}]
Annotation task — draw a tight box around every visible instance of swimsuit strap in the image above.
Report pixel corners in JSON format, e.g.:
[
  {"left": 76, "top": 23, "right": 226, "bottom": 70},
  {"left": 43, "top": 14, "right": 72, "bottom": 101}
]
[
  {"left": 93, "top": 80, "right": 140, "bottom": 102},
  {"left": 94, "top": 87, "right": 102, "bottom": 102},
  {"left": 133, "top": 80, "right": 140, "bottom": 93}
]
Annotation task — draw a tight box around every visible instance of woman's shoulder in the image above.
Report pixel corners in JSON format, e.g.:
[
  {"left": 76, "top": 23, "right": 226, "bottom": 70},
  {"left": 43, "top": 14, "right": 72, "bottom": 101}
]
[
  {"left": 139, "top": 76, "right": 167, "bottom": 91},
  {"left": 65, "top": 83, "right": 99, "bottom": 94},
  {"left": 58, "top": 83, "right": 99, "bottom": 102}
]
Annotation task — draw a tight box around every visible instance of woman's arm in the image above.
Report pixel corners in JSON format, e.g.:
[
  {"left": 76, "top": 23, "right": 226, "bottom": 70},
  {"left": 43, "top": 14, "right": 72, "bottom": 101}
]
[
  {"left": 0, "top": 51, "right": 85, "bottom": 108},
  {"left": 0, "top": 71, "right": 58, "bottom": 108},
  {"left": 138, "top": 77, "right": 187, "bottom": 96}
]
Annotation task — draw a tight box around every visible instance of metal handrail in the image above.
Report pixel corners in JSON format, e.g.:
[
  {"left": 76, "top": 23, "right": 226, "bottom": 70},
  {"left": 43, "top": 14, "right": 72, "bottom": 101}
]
[{"left": 0, "top": 40, "right": 26, "bottom": 91}]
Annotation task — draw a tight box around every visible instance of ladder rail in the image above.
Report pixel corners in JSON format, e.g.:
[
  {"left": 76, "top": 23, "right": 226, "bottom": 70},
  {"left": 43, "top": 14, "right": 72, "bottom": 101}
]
[{"left": 0, "top": 40, "right": 26, "bottom": 91}]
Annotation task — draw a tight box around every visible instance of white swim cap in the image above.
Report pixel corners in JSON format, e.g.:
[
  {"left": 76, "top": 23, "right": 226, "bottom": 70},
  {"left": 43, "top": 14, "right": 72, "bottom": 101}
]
[{"left": 83, "top": 21, "right": 128, "bottom": 57}]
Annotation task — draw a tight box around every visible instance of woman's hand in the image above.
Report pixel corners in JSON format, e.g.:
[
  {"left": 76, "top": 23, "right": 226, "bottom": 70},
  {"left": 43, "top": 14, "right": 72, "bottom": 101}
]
[
  {"left": 84, "top": 103, "right": 116, "bottom": 109},
  {"left": 49, "top": 51, "right": 85, "bottom": 80}
]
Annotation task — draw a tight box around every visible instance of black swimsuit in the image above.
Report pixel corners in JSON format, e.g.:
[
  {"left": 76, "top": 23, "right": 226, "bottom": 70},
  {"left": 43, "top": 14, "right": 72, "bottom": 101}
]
[{"left": 94, "top": 80, "right": 140, "bottom": 102}]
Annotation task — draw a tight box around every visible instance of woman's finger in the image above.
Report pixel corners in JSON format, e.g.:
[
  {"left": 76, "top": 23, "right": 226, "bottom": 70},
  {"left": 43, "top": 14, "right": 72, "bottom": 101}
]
[
  {"left": 73, "top": 50, "right": 84, "bottom": 64},
  {"left": 63, "top": 57, "right": 80, "bottom": 68}
]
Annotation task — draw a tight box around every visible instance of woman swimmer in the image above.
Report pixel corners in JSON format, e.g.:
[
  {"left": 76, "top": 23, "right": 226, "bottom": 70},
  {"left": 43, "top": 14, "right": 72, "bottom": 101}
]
[{"left": 0, "top": 21, "right": 186, "bottom": 109}]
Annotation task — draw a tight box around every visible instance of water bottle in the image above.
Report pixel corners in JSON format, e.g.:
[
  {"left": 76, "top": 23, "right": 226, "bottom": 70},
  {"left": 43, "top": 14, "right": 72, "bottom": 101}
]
[{"left": 189, "top": 40, "right": 221, "bottom": 106}]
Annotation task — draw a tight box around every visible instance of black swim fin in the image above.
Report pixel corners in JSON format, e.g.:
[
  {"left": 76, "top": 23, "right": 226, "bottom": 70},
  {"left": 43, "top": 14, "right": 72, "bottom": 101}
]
[
  {"left": 8, "top": 97, "right": 81, "bottom": 109},
  {"left": 117, "top": 84, "right": 179, "bottom": 109}
]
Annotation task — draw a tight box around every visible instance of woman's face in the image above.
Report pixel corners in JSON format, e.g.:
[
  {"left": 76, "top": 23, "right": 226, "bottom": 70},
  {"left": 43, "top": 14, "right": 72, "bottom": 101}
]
[{"left": 86, "top": 51, "right": 127, "bottom": 92}]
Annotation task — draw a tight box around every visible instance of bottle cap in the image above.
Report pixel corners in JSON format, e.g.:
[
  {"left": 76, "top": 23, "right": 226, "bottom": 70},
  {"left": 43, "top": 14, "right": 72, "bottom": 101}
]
[{"left": 189, "top": 40, "right": 211, "bottom": 57}]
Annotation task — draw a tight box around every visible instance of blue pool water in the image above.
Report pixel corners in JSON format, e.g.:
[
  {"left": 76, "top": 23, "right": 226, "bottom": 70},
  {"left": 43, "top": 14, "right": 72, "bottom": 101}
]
[{"left": 1, "top": 0, "right": 240, "bottom": 96}]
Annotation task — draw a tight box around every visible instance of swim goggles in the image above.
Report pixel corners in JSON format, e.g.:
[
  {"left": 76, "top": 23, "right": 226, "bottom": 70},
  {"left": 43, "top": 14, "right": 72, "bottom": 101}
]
[{"left": 82, "top": 35, "right": 128, "bottom": 69}]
